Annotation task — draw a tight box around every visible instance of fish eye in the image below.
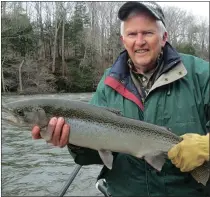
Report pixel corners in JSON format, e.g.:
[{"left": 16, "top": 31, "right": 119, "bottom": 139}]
[{"left": 16, "top": 109, "right": 24, "bottom": 116}]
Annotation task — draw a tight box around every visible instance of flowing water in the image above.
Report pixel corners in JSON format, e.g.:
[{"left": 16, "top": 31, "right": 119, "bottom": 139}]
[{"left": 2, "top": 93, "right": 103, "bottom": 196}]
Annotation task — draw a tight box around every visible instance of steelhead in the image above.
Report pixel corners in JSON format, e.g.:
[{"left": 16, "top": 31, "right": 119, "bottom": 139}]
[{"left": 2, "top": 97, "right": 209, "bottom": 186}]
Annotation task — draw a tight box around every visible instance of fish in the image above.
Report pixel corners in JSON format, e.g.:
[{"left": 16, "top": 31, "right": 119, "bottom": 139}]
[{"left": 2, "top": 97, "right": 209, "bottom": 186}]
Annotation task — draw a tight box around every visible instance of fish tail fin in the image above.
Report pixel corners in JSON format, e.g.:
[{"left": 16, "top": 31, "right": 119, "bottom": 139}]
[
  {"left": 191, "top": 162, "right": 210, "bottom": 186},
  {"left": 145, "top": 152, "right": 210, "bottom": 186}
]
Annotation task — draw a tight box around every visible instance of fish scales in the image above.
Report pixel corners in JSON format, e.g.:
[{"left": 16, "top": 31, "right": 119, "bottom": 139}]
[{"left": 43, "top": 103, "right": 180, "bottom": 152}]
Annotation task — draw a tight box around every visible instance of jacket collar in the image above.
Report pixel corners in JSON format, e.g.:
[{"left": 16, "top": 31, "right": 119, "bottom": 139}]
[
  {"left": 149, "top": 61, "right": 187, "bottom": 94},
  {"left": 161, "top": 42, "right": 182, "bottom": 73}
]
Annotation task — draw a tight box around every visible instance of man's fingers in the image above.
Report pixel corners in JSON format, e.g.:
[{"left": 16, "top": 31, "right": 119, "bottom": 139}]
[
  {"left": 32, "top": 125, "right": 42, "bottom": 139},
  {"left": 173, "top": 155, "right": 182, "bottom": 168},
  {"left": 59, "top": 124, "right": 70, "bottom": 148},
  {"left": 168, "top": 143, "right": 181, "bottom": 160},
  {"left": 32, "top": 117, "right": 69, "bottom": 148},
  {"left": 181, "top": 133, "right": 200, "bottom": 139},
  {"left": 52, "top": 117, "right": 65, "bottom": 146},
  {"left": 180, "top": 164, "right": 194, "bottom": 172},
  {"left": 47, "top": 117, "right": 58, "bottom": 143}
]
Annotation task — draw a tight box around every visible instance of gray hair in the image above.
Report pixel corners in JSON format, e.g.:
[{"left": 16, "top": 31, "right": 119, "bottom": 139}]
[{"left": 120, "top": 12, "right": 167, "bottom": 38}]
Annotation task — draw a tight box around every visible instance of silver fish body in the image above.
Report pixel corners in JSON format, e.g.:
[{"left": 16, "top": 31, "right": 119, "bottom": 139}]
[{"left": 2, "top": 97, "right": 209, "bottom": 186}]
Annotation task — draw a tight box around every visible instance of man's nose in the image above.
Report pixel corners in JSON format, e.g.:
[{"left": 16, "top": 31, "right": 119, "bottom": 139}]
[{"left": 135, "top": 33, "right": 146, "bottom": 45}]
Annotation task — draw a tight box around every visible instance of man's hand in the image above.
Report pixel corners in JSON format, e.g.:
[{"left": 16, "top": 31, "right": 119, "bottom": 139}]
[
  {"left": 168, "top": 133, "right": 209, "bottom": 172},
  {"left": 32, "top": 117, "right": 70, "bottom": 148}
]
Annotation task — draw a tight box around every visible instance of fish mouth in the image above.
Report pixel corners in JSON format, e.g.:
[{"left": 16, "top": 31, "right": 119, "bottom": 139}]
[{"left": 2, "top": 112, "right": 28, "bottom": 128}]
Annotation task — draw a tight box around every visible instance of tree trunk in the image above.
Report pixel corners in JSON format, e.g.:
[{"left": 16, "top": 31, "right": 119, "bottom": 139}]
[
  {"left": 90, "top": 2, "right": 96, "bottom": 65},
  {"left": 25, "top": 2, "right": 28, "bottom": 17},
  {"left": 19, "top": 60, "right": 24, "bottom": 93},
  {"left": 1, "top": 57, "right": 6, "bottom": 92},
  {"left": 1, "top": 2, "right": 6, "bottom": 17},
  {"left": 39, "top": 2, "right": 46, "bottom": 59},
  {"left": 35, "top": 2, "right": 45, "bottom": 59},
  {"left": 62, "top": 18, "right": 66, "bottom": 76},
  {"left": 52, "top": 3, "right": 59, "bottom": 73}
]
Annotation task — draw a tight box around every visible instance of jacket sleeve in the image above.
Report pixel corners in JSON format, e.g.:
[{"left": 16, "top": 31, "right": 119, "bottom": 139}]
[
  {"left": 203, "top": 73, "right": 210, "bottom": 133},
  {"left": 67, "top": 69, "right": 110, "bottom": 165},
  {"left": 198, "top": 59, "right": 210, "bottom": 134}
]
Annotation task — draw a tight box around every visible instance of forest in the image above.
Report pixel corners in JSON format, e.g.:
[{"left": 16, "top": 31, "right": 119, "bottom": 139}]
[{"left": 1, "top": 2, "right": 209, "bottom": 94}]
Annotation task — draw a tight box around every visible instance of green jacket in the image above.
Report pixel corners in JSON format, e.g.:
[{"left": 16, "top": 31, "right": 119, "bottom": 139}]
[{"left": 68, "top": 43, "right": 210, "bottom": 196}]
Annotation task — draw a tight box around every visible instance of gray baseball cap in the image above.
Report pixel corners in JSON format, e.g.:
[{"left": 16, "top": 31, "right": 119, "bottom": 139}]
[{"left": 118, "top": 1, "right": 166, "bottom": 27}]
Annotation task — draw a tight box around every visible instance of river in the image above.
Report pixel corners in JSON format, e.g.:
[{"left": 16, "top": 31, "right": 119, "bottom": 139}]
[{"left": 2, "top": 93, "right": 103, "bottom": 196}]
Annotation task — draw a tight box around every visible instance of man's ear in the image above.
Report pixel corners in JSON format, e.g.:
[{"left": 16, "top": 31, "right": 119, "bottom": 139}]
[
  {"left": 161, "top": 32, "right": 168, "bottom": 47},
  {"left": 120, "top": 36, "right": 126, "bottom": 48},
  {"left": 120, "top": 35, "right": 123, "bottom": 42}
]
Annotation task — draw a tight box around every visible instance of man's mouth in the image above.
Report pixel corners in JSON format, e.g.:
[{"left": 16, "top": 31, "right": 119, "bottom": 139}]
[{"left": 135, "top": 49, "right": 149, "bottom": 53}]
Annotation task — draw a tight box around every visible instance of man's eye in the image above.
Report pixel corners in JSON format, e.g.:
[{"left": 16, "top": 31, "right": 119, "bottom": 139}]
[
  {"left": 145, "top": 32, "right": 153, "bottom": 35},
  {"left": 128, "top": 32, "right": 136, "bottom": 36}
]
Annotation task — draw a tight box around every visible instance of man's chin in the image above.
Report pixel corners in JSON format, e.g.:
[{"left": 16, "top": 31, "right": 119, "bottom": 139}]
[
  {"left": 132, "top": 61, "right": 155, "bottom": 73},
  {"left": 133, "top": 61, "right": 150, "bottom": 68}
]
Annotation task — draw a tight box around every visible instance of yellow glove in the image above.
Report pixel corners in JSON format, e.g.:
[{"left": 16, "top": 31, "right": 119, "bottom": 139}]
[{"left": 168, "top": 133, "right": 209, "bottom": 172}]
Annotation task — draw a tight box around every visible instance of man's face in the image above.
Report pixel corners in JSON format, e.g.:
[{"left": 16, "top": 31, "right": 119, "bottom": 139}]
[{"left": 121, "top": 13, "right": 168, "bottom": 73}]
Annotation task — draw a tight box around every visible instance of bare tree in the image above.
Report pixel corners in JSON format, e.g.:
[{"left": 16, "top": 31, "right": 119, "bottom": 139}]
[
  {"left": 196, "top": 18, "right": 209, "bottom": 60},
  {"left": 18, "top": 60, "right": 25, "bottom": 93},
  {"left": 61, "top": 2, "right": 67, "bottom": 76},
  {"left": 1, "top": 57, "right": 6, "bottom": 92},
  {"left": 35, "top": 2, "right": 45, "bottom": 59},
  {"left": 1, "top": 1, "right": 6, "bottom": 17},
  {"left": 163, "top": 6, "right": 189, "bottom": 46},
  {"left": 52, "top": 2, "right": 61, "bottom": 73}
]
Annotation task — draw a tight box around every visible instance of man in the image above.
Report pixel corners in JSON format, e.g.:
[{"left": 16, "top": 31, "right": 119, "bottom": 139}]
[{"left": 32, "top": 2, "right": 210, "bottom": 196}]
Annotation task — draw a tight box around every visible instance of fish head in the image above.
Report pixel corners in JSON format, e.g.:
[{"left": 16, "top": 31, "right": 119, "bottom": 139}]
[{"left": 2, "top": 106, "right": 49, "bottom": 129}]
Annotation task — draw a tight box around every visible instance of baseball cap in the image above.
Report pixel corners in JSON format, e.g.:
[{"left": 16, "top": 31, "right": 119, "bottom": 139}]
[{"left": 118, "top": 1, "right": 166, "bottom": 27}]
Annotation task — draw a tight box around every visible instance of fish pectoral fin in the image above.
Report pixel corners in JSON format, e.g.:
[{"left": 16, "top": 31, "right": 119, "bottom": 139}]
[
  {"left": 40, "top": 127, "right": 52, "bottom": 142},
  {"left": 144, "top": 152, "right": 166, "bottom": 171},
  {"left": 98, "top": 150, "right": 113, "bottom": 170}
]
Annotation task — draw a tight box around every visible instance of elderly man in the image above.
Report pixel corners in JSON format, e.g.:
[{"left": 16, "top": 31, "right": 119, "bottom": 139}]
[{"left": 32, "top": 2, "right": 210, "bottom": 196}]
